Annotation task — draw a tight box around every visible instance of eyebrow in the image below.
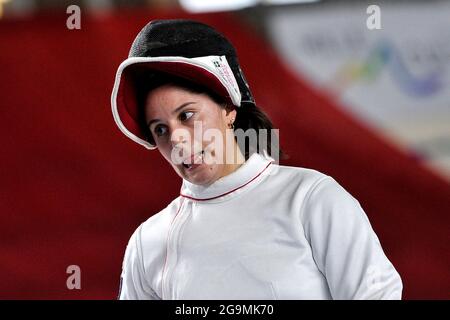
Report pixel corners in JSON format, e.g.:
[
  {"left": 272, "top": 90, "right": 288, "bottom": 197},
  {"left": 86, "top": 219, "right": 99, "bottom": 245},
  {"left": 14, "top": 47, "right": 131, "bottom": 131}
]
[{"left": 147, "top": 102, "right": 196, "bottom": 128}]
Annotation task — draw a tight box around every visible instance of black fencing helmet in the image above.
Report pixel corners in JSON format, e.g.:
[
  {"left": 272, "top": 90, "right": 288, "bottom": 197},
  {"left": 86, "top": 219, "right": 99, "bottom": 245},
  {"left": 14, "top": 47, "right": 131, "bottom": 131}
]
[{"left": 111, "top": 19, "right": 256, "bottom": 149}]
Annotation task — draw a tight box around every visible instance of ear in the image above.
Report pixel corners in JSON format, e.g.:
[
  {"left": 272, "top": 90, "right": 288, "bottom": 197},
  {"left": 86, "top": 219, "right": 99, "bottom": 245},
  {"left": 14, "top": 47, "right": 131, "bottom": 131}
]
[{"left": 223, "top": 104, "right": 237, "bottom": 121}]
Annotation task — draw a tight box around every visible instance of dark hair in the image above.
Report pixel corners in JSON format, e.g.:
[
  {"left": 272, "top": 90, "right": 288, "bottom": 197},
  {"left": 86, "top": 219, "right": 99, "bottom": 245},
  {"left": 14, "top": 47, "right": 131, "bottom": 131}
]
[{"left": 135, "top": 71, "right": 286, "bottom": 161}]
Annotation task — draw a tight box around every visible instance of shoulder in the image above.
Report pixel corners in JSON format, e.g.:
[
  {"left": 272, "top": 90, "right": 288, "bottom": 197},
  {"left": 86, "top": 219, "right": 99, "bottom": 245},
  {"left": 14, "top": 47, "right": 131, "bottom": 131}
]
[
  {"left": 292, "top": 169, "right": 370, "bottom": 234},
  {"left": 266, "top": 161, "right": 335, "bottom": 197},
  {"left": 267, "top": 162, "right": 363, "bottom": 219},
  {"left": 273, "top": 162, "right": 330, "bottom": 181},
  {"left": 138, "top": 196, "right": 184, "bottom": 245},
  {"left": 125, "top": 196, "right": 183, "bottom": 252},
  {"left": 141, "top": 196, "right": 183, "bottom": 231}
]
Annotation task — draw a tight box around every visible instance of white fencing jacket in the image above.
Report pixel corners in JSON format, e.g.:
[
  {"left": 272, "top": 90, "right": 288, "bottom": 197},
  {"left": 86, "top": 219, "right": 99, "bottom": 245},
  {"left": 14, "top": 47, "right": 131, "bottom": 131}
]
[{"left": 119, "top": 152, "right": 403, "bottom": 300}]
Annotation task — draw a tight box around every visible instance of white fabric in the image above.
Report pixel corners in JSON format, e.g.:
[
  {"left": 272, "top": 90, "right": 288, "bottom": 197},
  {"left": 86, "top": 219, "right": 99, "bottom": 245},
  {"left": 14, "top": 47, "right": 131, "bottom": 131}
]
[{"left": 119, "top": 152, "right": 403, "bottom": 300}]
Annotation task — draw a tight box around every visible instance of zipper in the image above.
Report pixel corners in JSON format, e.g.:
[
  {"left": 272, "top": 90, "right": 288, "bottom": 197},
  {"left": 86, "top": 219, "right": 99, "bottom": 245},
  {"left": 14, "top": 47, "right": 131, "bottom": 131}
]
[{"left": 161, "top": 199, "right": 191, "bottom": 299}]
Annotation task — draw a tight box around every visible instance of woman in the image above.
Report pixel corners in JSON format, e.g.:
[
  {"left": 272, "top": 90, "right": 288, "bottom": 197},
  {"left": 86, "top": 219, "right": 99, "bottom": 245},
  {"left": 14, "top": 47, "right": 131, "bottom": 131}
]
[{"left": 111, "top": 19, "right": 402, "bottom": 299}]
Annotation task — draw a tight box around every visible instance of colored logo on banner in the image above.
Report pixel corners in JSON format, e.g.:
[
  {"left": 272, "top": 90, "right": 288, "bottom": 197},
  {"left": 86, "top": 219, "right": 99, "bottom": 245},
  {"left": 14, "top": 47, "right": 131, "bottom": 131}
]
[{"left": 331, "top": 40, "right": 444, "bottom": 97}]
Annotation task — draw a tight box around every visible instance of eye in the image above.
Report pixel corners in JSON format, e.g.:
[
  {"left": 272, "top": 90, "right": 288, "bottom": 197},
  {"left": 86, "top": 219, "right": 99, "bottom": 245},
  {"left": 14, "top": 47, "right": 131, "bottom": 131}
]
[
  {"left": 153, "top": 124, "right": 168, "bottom": 137},
  {"left": 179, "top": 111, "right": 194, "bottom": 122}
]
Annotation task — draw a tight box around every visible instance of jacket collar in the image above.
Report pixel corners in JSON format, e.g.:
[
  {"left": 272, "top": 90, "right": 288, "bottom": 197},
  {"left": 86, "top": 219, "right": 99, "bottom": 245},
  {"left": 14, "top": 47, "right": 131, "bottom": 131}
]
[{"left": 180, "top": 152, "right": 274, "bottom": 201}]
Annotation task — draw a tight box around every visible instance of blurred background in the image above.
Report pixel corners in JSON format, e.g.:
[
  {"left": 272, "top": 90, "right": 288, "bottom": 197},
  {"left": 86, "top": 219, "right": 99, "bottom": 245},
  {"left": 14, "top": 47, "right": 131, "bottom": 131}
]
[{"left": 0, "top": 0, "right": 449, "bottom": 299}]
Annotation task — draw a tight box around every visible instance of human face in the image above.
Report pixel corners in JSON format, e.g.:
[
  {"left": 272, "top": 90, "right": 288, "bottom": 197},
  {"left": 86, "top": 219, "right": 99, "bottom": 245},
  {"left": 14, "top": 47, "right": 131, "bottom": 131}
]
[{"left": 144, "top": 83, "right": 244, "bottom": 186}]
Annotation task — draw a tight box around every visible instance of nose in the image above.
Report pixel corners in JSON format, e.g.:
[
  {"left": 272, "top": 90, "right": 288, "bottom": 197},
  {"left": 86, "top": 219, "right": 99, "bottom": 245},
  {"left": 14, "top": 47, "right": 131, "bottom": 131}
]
[
  {"left": 170, "top": 126, "right": 196, "bottom": 166},
  {"left": 169, "top": 122, "right": 194, "bottom": 156}
]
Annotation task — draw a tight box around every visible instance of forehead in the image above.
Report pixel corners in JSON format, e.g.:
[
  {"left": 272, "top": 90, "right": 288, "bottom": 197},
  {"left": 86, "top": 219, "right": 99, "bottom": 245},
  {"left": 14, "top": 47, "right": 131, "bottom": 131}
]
[
  {"left": 145, "top": 85, "right": 193, "bottom": 112},
  {"left": 145, "top": 84, "right": 220, "bottom": 117},
  {"left": 146, "top": 83, "right": 196, "bottom": 102}
]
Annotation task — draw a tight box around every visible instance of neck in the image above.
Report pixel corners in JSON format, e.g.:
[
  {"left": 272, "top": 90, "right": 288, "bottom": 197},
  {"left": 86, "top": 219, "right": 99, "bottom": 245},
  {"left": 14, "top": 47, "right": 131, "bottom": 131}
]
[
  {"left": 180, "top": 152, "right": 274, "bottom": 201},
  {"left": 218, "top": 142, "right": 246, "bottom": 180}
]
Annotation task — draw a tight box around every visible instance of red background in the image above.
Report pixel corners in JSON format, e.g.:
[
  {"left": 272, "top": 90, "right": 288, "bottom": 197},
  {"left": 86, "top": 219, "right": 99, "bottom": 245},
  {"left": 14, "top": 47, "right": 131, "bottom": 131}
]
[{"left": 0, "top": 10, "right": 449, "bottom": 299}]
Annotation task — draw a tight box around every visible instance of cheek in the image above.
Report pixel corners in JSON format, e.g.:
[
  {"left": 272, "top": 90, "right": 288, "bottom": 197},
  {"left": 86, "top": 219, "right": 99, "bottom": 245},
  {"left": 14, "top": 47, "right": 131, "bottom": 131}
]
[{"left": 202, "top": 118, "right": 227, "bottom": 142}]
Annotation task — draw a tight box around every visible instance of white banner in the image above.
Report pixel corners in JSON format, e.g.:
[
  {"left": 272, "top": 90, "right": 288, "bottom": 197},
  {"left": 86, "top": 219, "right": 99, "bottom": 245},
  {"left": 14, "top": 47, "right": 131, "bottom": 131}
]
[{"left": 267, "top": 1, "right": 450, "bottom": 180}]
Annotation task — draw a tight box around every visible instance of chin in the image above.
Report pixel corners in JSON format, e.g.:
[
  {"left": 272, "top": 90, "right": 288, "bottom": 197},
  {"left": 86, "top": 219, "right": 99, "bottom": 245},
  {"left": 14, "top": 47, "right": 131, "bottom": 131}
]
[{"left": 183, "top": 164, "right": 218, "bottom": 186}]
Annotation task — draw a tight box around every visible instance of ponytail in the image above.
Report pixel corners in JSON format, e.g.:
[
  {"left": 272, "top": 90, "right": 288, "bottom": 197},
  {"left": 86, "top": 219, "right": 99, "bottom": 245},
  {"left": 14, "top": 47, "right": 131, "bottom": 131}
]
[{"left": 233, "top": 103, "right": 287, "bottom": 162}]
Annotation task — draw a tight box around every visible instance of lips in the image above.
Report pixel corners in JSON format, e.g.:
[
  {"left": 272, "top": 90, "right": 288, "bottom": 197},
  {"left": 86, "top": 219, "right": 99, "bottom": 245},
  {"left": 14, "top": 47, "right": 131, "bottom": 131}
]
[{"left": 182, "top": 150, "right": 204, "bottom": 169}]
